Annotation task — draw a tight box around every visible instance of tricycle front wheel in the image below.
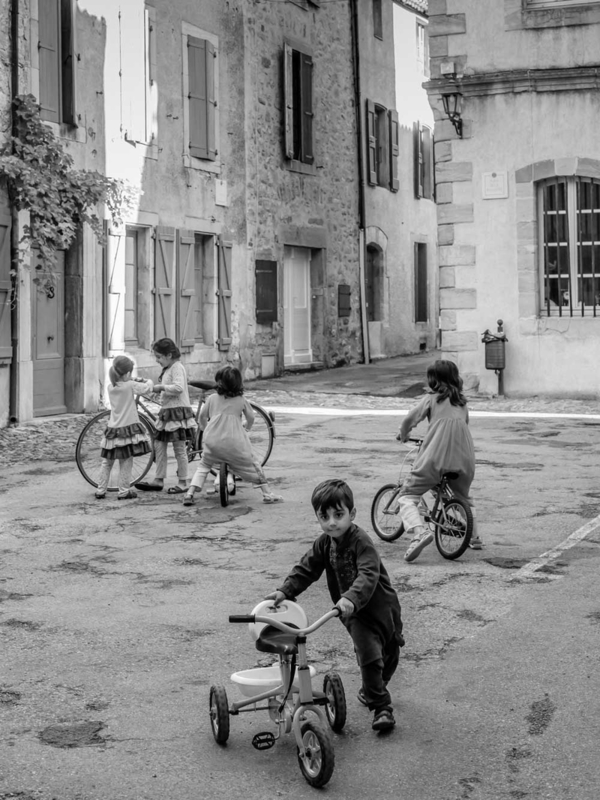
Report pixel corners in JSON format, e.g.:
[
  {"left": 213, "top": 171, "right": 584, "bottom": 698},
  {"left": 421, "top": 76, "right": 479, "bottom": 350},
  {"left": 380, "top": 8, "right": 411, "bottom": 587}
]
[
  {"left": 209, "top": 684, "right": 230, "bottom": 744},
  {"left": 297, "top": 720, "right": 335, "bottom": 788}
]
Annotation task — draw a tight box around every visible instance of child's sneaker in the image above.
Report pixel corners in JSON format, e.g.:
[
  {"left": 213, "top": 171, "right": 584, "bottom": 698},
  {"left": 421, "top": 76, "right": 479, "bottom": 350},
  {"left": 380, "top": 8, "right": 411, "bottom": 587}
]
[
  {"left": 469, "top": 536, "right": 484, "bottom": 550},
  {"left": 372, "top": 708, "right": 395, "bottom": 731},
  {"left": 404, "top": 530, "right": 433, "bottom": 562}
]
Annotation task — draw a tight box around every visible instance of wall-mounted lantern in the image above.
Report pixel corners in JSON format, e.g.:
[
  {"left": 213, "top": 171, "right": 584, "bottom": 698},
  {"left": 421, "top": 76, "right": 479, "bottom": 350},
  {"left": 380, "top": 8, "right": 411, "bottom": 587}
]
[{"left": 441, "top": 91, "right": 463, "bottom": 138}]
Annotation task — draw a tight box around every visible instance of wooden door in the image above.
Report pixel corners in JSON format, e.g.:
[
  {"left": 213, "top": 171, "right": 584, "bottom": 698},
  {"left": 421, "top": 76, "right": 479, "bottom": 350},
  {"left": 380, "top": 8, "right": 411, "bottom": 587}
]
[
  {"left": 283, "top": 246, "right": 312, "bottom": 365},
  {"left": 32, "top": 256, "right": 66, "bottom": 416}
]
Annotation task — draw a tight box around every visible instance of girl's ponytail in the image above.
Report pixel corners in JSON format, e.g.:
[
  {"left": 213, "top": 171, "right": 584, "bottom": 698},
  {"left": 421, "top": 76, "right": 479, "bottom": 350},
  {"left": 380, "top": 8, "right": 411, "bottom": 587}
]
[{"left": 110, "top": 355, "right": 135, "bottom": 386}]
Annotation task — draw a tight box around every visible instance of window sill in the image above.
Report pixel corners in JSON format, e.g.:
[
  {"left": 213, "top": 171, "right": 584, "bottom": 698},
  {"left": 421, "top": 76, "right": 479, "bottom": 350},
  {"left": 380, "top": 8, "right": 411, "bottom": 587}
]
[
  {"left": 183, "top": 154, "right": 221, "bottom": 175},
  {"left": 124, "top": 139, "right": 159, "bottom": 161},
  {"left": 45, "top": 120, "right": 87, "bottom": 144},
  {"left": 285, "top": 159, "right": 317, "bottom": 176}
]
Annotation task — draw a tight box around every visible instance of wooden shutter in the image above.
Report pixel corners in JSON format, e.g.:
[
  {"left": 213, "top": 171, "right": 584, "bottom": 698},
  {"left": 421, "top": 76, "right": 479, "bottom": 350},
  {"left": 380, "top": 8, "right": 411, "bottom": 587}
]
[
  {"left": 338, "top": 284, "right": 351, "bottom": 318},
  {"left": 255, "top": 260, "right": 278, "bottom": 325},
  {"left": 60, "top": 0, "right": 77, "bottom": 126},
  {"left": 389, "top": 109, "right": 399, "bottom": 193},
  {"left": 414, "top": 243, "right": 428, "bottom": 322},
  {"left": 366, "top": 100, "right": 377, "bottom": 186},
  {"left": 414, "top": 122, "right": 423, "bottom": 198},
  {"left": 188, "top": 36, "right": 208, "bottom": 159},
  {"left": 38, "top": 0, "right": 61, "bottom": 123},
  {"left": 206, "top": 41, "right": 217, "bottom": 160},
  {"left": 423, "top": 125, "right": 433, "bottom": 200},
  {"left": 106, "top": 226, "right": 125, "bottom": 354},
  {"left": 300, "top": 53, "right": 314, "bottom": 165},
  {"left": 283, "top": 42, "right": 294, "bottom": 159},
  {"left": 0, "top": 213, "right": 12, "bottom": 361},
  {"left": 154, "top": 226, "right": 176, "bottom": 340},
  {"left": 217, "top": 238, "right": 232, "bottom": 351},
  {"left": 177, "top": 230, "right": 196, "bottom": 347},
  {"left": 145, "top": 6, "right": 158, "bottom": 142}
]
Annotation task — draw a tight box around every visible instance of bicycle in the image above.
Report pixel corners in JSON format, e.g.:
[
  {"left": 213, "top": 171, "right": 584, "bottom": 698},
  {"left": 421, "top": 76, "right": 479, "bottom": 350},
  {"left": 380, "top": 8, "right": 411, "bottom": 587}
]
[
  {"left": 371, "top": 436, "right": 473, "bottom": 560},
  {"left": 210, "top": 599, "right": 346, "bottom": 788},
  {"left": 75, "top": 383, "right": 275, "bottom": 493}
]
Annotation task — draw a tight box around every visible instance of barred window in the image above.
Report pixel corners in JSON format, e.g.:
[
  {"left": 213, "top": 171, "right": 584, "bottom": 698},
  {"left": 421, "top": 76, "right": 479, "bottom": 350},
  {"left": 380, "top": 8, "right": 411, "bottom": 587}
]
[{"left": 539, "top": 177, "right": 600, "bottom": 316}]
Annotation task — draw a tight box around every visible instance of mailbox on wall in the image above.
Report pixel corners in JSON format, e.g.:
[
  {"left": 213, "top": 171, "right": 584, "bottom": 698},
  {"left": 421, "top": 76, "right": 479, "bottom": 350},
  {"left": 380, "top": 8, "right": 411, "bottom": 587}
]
[{"left": 481, "top": 319, "right": 508, "bottom": 396}]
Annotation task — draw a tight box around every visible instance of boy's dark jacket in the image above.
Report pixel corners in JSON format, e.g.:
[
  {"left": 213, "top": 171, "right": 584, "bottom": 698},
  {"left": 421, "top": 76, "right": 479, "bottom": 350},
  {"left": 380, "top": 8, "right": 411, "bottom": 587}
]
[{"left": 278, "top": 524, "right": 404, "bottom": 646}]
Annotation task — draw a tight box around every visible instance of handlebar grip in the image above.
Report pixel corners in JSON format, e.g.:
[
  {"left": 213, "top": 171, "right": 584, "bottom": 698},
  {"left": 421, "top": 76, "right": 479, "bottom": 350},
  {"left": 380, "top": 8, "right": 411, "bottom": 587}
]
[{"left": 228, "top": 615, "right": 255, "bottom": 623}]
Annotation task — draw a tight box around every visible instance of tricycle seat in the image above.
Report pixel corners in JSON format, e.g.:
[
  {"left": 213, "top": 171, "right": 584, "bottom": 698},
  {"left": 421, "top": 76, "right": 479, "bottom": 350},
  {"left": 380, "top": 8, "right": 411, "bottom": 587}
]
[{"left": 255, "top": 624, "right": 298, "bottom": 656}]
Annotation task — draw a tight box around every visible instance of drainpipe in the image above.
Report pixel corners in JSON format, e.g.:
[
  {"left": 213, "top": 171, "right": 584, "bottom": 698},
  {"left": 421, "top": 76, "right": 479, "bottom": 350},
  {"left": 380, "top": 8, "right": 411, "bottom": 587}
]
[
  {"left": 8, "top": 0, "right": 20, "bottom": 424},
  {"left": 349, "top": 0, "right": 370, "bottom": 364}
]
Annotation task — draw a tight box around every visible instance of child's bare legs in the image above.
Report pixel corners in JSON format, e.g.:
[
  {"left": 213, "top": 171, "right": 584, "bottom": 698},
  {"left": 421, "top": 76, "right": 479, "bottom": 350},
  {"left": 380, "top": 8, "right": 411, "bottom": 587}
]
[
  {"left": 399, "top": 493, "right": 433, "bottom": 562},
  {"left": 148, "top": 439, "right": 167, "bottom": 488}
]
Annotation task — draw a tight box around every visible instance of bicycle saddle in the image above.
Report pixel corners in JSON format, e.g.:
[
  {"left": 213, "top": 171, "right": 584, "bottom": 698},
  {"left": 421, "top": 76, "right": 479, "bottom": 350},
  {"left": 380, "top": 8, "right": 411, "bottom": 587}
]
[
  {"left": 443, "top": 471, "right": 459, "bottom": 480},
  {"left": 255, "top": 624, "right": 299, "bottom": 656}
]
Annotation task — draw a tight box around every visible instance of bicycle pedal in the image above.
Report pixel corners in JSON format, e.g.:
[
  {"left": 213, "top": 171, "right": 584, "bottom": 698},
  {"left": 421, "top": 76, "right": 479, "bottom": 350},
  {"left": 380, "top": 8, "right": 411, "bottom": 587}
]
[{"left": 252, "top": 731, "right": 275, "bottom": 750}]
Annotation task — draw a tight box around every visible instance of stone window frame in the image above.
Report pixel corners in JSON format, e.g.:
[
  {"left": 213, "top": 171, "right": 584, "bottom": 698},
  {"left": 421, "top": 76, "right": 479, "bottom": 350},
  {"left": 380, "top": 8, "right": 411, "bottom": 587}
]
[
  {"left": 515, "top": 157, "right": 600, "bottom": 323},
  {"left": 365, "top": 226, "right": 389, "bottom": 328},
  {"left": 506, "top": 0, "right": 600, "bottom": 29}
]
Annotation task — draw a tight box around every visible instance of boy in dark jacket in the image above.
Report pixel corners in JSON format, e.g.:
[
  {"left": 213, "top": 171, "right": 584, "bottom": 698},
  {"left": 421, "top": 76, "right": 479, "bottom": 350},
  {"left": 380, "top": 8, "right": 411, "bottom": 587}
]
[{"left": 266, "top": 479, "right": 404, "bottom": 731}]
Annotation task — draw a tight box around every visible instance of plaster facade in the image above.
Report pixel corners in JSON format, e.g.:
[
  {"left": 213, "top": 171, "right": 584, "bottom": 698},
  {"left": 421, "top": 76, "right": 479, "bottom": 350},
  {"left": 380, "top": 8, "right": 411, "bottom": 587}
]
[{"left": 426, "top": 0, "right": 600, "bottom": 397}]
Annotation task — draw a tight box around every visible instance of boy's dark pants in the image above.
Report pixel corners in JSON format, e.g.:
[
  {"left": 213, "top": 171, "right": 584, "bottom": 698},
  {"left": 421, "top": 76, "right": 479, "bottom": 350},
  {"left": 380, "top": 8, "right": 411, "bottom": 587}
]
[{"left": 348, "top": 617, "right": 400, "bottom": 712}]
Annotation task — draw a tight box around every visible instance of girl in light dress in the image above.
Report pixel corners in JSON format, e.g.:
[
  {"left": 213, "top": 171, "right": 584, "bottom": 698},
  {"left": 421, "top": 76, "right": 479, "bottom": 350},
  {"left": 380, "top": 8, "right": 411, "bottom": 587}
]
[
  {"left": 96, "top": 355, "right": 154, "bottom": 500},
  {"left": 183, "top": 365, "right": 282, "bottom": 506},
  {"left": 135, "top": 338, "right": 196, "bottom": 494},
  {"left": 397, "top": 359, "right": 482, "bottom": 562}
]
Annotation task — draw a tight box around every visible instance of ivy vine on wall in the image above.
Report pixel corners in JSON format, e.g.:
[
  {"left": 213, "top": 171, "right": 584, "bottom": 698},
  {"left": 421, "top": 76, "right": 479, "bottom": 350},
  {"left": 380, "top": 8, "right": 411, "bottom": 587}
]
[{"left": 0, "top": 93, "right": 134, "bottom": 282}]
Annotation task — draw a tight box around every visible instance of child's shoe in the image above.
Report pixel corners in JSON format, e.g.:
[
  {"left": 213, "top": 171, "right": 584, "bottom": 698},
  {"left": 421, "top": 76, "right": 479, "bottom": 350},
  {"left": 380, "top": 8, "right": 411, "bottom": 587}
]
[
  {"left": 372, "top": 708, "right": 395, "bottom": 731},
  {"left": 404, "top": 529, "right": 433, "bottom": 562},
  {"left": 262, "top": 494, "right": 283, "bottom": 504},
  {"left": 469, "top": 536, "right": 484, "bottom": 550},
  {"left": 117, "top": 490, "right": 138, "bottom": 500},
  {"left": 183, "top": 493, "right": 195, "bottom": 506},
  {"left": 94, "top": 491, "right": 106, "bottom": 499}
]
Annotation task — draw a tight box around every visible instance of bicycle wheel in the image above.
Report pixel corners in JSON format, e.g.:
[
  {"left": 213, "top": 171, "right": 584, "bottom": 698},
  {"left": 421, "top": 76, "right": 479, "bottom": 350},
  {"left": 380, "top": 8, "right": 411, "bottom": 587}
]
[
  {"left": 433, "top": 497, "right": 473, "bottom": 560},
  {"left": 371, "top": 484, "right": 405, "bottom": 542},
  {"left": 75, "top": 411, "right": 155, "bottom": 491},
  {"left": 219, "top": 462, "right": 230, "bottom": 507},
  {"left": 247, "top": 403, "right": 275, "bottom": 467},
  {"left": 296, "top": 720, "right": 335, "bottom": 788}
]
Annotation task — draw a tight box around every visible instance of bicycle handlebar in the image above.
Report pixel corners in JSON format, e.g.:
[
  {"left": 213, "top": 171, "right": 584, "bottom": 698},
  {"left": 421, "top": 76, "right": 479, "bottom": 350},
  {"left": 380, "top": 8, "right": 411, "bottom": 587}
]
[{"left": 228, "top": 608, "right": 341, "bottom": 635}]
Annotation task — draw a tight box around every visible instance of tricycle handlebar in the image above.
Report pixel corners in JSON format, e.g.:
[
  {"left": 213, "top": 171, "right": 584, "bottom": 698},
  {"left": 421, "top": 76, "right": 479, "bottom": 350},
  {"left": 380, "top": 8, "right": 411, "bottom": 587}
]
[{"left": 229, "top": 608, "right": 340, "bottom": 634}]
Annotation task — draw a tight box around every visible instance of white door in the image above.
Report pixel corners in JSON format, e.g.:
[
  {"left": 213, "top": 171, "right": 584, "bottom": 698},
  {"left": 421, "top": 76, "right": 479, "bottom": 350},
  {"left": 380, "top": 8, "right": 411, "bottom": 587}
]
[{"left": 283, "top": 246, "right": 312, "bottom": 366}]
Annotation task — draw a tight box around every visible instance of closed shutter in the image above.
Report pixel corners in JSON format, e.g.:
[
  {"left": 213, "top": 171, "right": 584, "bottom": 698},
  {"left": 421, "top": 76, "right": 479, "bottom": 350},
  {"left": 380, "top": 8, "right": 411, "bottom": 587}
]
[
  {"left": 414, "top": 122, "right": 423, "bottom": 199},
  {"left": 154, "top": 226, "right": 176, "bottom": 340},
  {"left": 389, "top": 109, "right": 399, "bottom": 193},
  {"left": 0, "top": 213, "right": 12, "bottom": 361},
  {"left": 60, "top": 0, "right": 77, "bottom": 126},
  {"left": 415, "top": 243, "right": 428, "bottom": 322},
  {"left": 217, "top": 238, "right": 232, "bottom": 351},
  {"left": 283, "top": 42, "right": 294, "bottom": 159},
  {"left": 38, "top": 0, "right": 61, "bottom": 123},
  {"left": 300, "top": 53, "right": 314, "bottom": 165},
  {"left": 338, "top": 284, "right": 351, "bottom": 318},
  {"left": 206, "top": 41, "right": 217, "bottom": 160},
  {"left": 177, "top": 230, "right": 197, "bottom": 347},
  {"left": 106, "top": 226, "right": 125, "bottom": 354},
  {"left": 423, "top": 125, "right": 433, "bottom": 200},
  {"left": 255, "top": 260, "right": 278, "bottom": 325},
  {"left": 366, "top": 100, "right": 377, "bottom": 186},
  {"left": 188, "top": 36, "right": 208, "bottom": 159}
]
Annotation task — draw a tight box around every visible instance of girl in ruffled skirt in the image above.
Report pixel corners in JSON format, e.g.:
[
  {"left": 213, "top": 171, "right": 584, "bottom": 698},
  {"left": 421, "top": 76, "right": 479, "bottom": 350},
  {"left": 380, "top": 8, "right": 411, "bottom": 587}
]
[
  {"left": 96, "top": 355, "right": 154, "bottom": 499},
  {"left": 135, "top": 338, "right": 197, "bottom": 494}
]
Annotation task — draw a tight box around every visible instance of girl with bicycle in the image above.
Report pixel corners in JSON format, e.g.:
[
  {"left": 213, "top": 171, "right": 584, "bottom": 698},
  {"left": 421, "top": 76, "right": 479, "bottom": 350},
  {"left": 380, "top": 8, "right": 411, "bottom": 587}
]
[
  {"left": 135, "top": 338, "right": 196, "bottom": 494},
  {"left": 95, "top": 356, "right": 154, "bottom": 500},
  {"left": 182, "top": 365, "right": 282, "bottom": 506},
  {"left": 397, "top": 360, "right": 481, "bottom": 562}
]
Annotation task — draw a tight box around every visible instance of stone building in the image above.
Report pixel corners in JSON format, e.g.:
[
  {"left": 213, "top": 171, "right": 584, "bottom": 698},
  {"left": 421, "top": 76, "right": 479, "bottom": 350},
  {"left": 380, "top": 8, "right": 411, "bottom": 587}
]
[
  {"left": 357, "top": 0, "right": 438, "bottom": 360},
  {"left": 0, "top": 0, "right": 362, "bottom": 425},
  {"left": 426, "top": 0, "right": 600, "bottom": 397}
]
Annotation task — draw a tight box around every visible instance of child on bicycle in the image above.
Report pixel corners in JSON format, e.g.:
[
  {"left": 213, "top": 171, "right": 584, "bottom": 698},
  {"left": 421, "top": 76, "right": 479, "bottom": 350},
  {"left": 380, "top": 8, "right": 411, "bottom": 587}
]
[
  {"left": 135, "top": 338, "right": 196, "bottom": 494},
  {"left": 96, "top": 355, "right": 154, "bottom": 500},
  {"left": 397, "top": 359, "right": 481, "bottom": 563},
  {"left": 182, "top": 365, "right": 282, "bottom": 505},
  {"left": 265, "top": 479, "right": 404, "bottom": 732}
]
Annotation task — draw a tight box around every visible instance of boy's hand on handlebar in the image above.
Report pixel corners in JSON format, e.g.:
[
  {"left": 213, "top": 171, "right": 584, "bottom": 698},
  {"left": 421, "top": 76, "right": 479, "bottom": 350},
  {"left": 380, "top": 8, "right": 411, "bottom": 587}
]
[
  {"left": 396, "top": 430, "right": 406, "bottom": 442},
  {"left": 152, "top": 384, "right": 164, "bottom": 393},
  {"left": 264, "top": 590, "right": 286, "bottom": 607},
  {"left": 336, "top": 597, "right": 355, "bottom": 620}
]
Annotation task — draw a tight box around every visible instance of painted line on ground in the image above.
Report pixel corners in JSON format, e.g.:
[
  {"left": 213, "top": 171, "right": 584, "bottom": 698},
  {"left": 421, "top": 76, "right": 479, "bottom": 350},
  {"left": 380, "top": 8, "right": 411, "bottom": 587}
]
[
  {"left": 265, "top": 405, "right": 600, "bottom": 420},
  {"left": 512, "top": 515, "right": 600, "bottom": 581}
]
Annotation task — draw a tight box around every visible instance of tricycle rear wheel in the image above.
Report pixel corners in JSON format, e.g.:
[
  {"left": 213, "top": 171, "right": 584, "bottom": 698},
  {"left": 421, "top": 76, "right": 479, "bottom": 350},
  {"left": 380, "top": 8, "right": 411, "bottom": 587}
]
[
  {"left": 323, "top": 672, "right": 346, "bottom": 733},
  {"left": 209, "top": 684, "right": 230, "bottom": 744}
]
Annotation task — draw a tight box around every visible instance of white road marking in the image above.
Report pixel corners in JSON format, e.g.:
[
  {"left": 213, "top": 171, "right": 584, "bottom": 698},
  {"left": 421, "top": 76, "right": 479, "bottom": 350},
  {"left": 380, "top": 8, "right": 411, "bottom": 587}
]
[
  {"left": 265, "top": 405, "right": 600, "bottom": 420},
  {"left": 512, "top": 515, "right": 600, "bottom": 580}
]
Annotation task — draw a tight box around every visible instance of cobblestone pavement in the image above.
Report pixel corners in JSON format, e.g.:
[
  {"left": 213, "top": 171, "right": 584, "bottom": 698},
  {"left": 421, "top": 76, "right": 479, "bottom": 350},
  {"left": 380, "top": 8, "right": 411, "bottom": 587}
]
[{"left": 1, "top": 388, "right": 598, "bottom": 467}]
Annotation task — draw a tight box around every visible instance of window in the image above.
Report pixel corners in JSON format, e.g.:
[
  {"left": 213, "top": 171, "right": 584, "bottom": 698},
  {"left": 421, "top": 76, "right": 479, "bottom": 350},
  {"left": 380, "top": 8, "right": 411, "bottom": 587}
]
[
  {"left": 526, "top": 0, "right": 599, "bottom": 7},
  {"left": 38, "top": 0, "right": 77, "bottom": 126},
  {"left": 182, "top": 24, "right": 219, "bottom": 168},
  {"left": 256, "top": 261, "right": 278, "bottom": 325},
  {"left": 283, "top": 42, "right": 314, "bottom": 165},
  {"left": 416, "top": 21, "right": 430, "bottom": 79},
  {"left": 373, "top": 0, "right": 383, "bottom": 39},
  {"left": 414, "top": 123, "right": 434, "bottom": 200},
  {"left": 366, "top": 101, "right": 399, "bottom": 192},
  {"left": 414, "top": 243, "right": 428, "bottom": 323},
  {"left": 119, "top": 3, "right": 156, "bottom": 145},
  {"left": 539, "top": 177, "right": 600, "bottom": 316},
  {"left": 124, "top": 229, "right": 139, "bottom": 345}
]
